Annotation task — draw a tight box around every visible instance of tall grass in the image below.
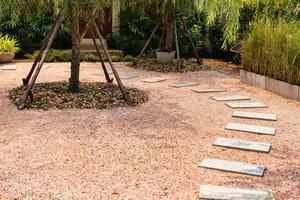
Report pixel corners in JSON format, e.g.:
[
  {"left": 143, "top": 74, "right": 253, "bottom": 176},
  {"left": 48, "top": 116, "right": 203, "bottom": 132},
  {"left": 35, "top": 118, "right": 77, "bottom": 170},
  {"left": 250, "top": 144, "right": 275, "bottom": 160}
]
[{"left": 242, "top": 20, "right": 300, "bottom": 85}]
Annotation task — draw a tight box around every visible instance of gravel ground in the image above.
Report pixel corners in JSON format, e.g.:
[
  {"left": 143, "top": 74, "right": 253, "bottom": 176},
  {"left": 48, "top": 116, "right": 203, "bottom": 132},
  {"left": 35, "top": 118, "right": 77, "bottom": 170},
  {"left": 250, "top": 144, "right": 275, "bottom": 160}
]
[{"left": 0, "top": 61, "right": 299, "bottom": 200}]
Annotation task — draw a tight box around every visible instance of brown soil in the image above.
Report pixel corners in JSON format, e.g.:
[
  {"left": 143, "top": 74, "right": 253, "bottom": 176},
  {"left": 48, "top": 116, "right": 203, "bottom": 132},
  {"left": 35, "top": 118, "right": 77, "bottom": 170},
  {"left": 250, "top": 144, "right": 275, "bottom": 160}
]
[{"left": 0, "top": 61, "right": 299, "bottom": 200}]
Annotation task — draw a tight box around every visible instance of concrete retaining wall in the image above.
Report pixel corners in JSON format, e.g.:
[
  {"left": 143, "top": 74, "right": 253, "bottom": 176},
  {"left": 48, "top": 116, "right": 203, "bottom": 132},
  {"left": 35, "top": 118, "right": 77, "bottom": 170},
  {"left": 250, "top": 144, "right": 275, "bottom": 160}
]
[{"left": 240, "top": 70, "right": 300, "bottom": 101}]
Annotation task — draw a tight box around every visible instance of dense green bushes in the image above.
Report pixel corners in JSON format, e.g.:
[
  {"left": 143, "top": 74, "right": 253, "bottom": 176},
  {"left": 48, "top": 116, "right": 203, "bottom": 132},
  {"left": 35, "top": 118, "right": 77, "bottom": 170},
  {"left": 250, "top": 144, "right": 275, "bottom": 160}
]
[
  {"left": 242, "top": 20, "right": 300, "bottom": 85},
  {"left": 26, "top": 49, "right": 135, "bottom": 62},
  {"left": 0, "top": 14, "right": 70, "bottom": 56}
]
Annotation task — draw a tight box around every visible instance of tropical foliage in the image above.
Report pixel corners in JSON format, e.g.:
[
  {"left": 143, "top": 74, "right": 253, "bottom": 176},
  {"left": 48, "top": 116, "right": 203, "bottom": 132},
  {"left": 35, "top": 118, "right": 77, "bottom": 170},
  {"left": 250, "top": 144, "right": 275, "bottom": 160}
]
[
  {"left": 113, "top": 10, "right": 154, "bottom": 56},
  {"left": 197, "top": 0, "right": 300, "bottom": 48}
]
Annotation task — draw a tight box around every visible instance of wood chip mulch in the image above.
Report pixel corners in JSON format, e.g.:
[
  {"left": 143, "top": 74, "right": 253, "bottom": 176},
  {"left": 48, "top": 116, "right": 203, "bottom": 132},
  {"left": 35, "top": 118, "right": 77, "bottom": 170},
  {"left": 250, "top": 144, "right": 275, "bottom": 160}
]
[
  {"left": 9, "top": 81, "right": 148, "bottom": 110},
  {"left": 130, "top": 59, "right": 206, "bottom": 73}
]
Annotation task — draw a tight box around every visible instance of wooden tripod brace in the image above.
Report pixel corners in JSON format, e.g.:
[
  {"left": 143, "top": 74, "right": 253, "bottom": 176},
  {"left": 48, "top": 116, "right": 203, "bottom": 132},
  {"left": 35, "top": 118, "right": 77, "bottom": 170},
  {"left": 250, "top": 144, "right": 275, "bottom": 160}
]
[{"left": 19, "top": 10, "right": 131, "bottom": 109}]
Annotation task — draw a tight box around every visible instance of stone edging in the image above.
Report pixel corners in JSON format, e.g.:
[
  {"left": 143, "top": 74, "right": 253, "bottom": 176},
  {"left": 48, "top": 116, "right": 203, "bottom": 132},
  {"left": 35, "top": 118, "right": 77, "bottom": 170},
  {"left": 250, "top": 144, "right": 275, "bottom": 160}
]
[{"left": 240, "top": 70, "right": 300, "bottom": 101}]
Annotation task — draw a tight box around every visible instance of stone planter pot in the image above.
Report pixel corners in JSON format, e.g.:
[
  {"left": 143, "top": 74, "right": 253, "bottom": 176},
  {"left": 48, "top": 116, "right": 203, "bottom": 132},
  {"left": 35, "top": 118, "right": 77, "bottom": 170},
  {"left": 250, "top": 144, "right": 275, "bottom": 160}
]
[
  {"left": 156, "top": 51, "right": 175, "bottom": 64},
  {"left": 0, "top": 52, "right": 15, "bottom": 63}
]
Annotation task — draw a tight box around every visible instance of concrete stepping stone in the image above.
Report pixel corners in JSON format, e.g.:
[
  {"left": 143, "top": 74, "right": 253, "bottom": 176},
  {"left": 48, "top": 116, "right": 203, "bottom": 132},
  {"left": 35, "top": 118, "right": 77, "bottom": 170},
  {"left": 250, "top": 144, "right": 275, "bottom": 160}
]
[
  {"left": 169, "top": 82, "right": 199, "bottom": 88},
  {"left": 192, "top": 88, "right": 225, "bottom": 93},
  {"left": 94, "top": 71, "right": 113, "bottom": 76},
  {"left": 225, "top": 122, "right": 276, "bottom": 135},
  {"left": 199, "top": 185, "right": 276, "bottom": 200},
  {"left": 198, "top": 158, "right": 265, "bottom": 176},
  {"left": 226, "top": 102, "right": 268, "bottom": 109},
  {"left": 233, "top": 111, "right": 277, "bottom": 121},
  {"left": 211, "top": 95, "right": 250, "bottom": 101},
  {"left": 120, "top": 73, "right": 139, "bottom": 80},
  {"left": 213, "top": 137, "right": 271, "bottom": 152},
  {"left": 1, "top": 64, "right": 17, "bottom": 70},
  {"left": 142, "top": 77, "right": 167, "bottom": 83}
]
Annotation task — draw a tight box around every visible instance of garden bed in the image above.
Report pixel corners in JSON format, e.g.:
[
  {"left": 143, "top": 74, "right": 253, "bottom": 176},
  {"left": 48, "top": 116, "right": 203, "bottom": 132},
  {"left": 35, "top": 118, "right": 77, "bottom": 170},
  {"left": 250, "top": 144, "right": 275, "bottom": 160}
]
[
  {"left": 9, "top": 81, "right": 148, "bottom": 110},
  {"left": 130, "top": 59, "right": 204, "bottom": 73}
]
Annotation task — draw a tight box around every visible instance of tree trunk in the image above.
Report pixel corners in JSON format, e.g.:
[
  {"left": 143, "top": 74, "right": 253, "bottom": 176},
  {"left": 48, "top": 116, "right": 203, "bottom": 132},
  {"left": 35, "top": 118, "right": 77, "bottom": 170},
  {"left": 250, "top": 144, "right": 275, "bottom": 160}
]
[
  {"left": 162, "top": 14, "right": 175, "bottom": 51},
  {"left": 69, "top": 7, "right": 80, "bottom": 93}
]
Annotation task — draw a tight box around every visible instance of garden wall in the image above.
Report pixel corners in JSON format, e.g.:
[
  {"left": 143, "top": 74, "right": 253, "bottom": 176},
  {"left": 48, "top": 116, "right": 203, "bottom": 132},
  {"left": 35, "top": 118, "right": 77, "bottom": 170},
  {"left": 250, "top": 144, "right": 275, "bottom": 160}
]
[{"left": 240, "top": 70, "right": 300, "bottom": 101}]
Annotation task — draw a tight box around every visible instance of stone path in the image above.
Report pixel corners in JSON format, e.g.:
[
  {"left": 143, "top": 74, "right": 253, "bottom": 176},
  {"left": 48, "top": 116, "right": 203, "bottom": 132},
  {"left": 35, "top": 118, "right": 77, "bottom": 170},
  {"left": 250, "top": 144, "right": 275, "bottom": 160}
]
[
  {"left": 93, "top": 71, "right": 113, "bottom": 76},
  {"left": 199, "top": 158, "right": 265, "bottom": 176},
  {"left": 213, "top": 137, "right": 271, "bottom": 152},
  {"left": 211, "top": 95, "right": 250, "bottom": 101},
  {"left": 119, "top": 73, "right": 139, "bottom": 80},
  {"left": 192, "top": 88, "right": 226, "bottom": 93},
  {"left": 233, "top": 111, "right": 277, "bottom": 121},
  {"left": 199, "top": 185, "right": 276, "bottom": 200},
  {"left": 169, "top": 82, "right": 199, "bottom": 88},
  {"left": 226, "top": 102, "right": 268, "bottom": 109},
  {"left": 142, "top": 77, "right": 168, "bottom": 83},
  {"left": 1, "top": 64, "right": 17, "bottom": 70},
  {"left": 225, "top": 122, "right": 276, "bottom": 135},
  {"left": 196, "top": 89, "right": 278, "bottom": 198}
]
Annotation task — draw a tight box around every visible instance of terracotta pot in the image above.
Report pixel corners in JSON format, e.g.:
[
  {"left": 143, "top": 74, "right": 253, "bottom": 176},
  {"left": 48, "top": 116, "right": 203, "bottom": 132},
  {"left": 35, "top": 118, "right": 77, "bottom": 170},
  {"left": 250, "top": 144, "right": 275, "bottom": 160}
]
[
  {"left": 0, "top": 52, "right": 15, "bottom": 63},
  {"left": 156, "top": 51, "right": 175, "bottom": 64}
]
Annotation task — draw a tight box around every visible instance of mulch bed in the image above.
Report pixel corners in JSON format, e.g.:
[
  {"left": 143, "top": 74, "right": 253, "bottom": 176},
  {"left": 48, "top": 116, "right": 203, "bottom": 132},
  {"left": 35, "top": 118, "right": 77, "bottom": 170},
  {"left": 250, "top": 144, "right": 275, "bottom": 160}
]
[
  {"left": 130, "top": 59, "right": 206, "bottom": 73},
  {"left": 9, "top": 81, "right": 148, "bottom": 110}
]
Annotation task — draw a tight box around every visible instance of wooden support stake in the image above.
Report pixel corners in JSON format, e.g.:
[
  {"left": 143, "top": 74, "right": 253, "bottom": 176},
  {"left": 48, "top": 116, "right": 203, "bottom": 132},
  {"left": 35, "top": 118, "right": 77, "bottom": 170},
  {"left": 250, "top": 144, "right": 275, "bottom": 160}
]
[
  {"left": 23, "top": 9, "right": 63, "bottom": 85},
  {"left": 19, "top": 12, "right": 63, "bottom": 110},
  {"left": 91, "top": 30, "right": 113, "bottom": 83},
  {"left": 92, "top": 22, "right": 131, "bottom": 104},
  {"left": 180, "top": 16, "right": 202, "bottom": 65},
  {"left": 80, "top": 12, "right": 98, "bottom": 42},
  {"left": 133, "top": 20, "right": 161, "bottom": 66},
  {"left": 174, "top": 18, "right": 182, "bottom": 71}
]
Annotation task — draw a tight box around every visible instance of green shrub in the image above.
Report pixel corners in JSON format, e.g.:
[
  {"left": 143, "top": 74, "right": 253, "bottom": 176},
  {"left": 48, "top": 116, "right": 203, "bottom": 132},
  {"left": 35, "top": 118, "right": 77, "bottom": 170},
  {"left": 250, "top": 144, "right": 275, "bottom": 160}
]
[
  {"left": 26, "top": 49, "right": 135, "bottom": 63},
  {"left": 112, "top": 10, "right": 154, "bottom": 56},
  {"left": 0, "top": 14, "right": 70, "bottom": 56},
  {"left": 242, "top": 20, "right": 300, "bottom": 85},
  {"left": 0, "top": 34, "right": 20, "bottom": 53},
  {"left": 177, "top": 10, "right": 206, "bottom": 58}
]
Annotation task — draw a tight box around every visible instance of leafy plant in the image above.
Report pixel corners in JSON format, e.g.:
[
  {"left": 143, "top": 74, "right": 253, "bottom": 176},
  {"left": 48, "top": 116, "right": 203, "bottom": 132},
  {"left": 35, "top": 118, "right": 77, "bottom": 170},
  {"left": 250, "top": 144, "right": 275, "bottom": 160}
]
[
  {"left": 0, "top": 34, "right": 20, "bottom": 53},
  {"left": 0, "top": 14, "right": 70, "bottom": 56},
  {"left": 177, "top": 10, "right": 206, "bottom": 58},
  {"left": 113, "top": 10, "right": 154, "bottom": 56}
]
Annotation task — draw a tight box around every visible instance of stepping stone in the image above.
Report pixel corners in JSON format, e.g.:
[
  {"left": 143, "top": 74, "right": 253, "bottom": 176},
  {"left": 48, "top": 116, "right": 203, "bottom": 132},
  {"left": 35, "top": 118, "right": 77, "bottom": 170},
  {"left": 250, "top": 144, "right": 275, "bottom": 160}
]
[
  {"left": 94, "top": 71, "right": 113, "bottom": 76},
  {"left": 226, "top": 102, "right": 268, "bottom": 109},
  {"left": 233, "top": 111, "right": 277, "bottom": 121},
  {"left": 142, "top": 77, "right": 167, "bottom": 83},
  {"left": 169, "top": 82, "right": 199, "bottom": 88},
  {"left": 1, "top": 64, "right": 17, "bottom": 70},
  {"left": 211, "top": 95, "right": 250, "bottom": 101},
  {"left": 192, "top": 88, "right": 225, "bottom": 93},
  {"left": 199, "top": 185, "right": 276, "bottom": 200},
  {"left": 198, "top": 158, "right": 265, "bottom": 176},
  {"left": 213, "top": 137, "right": 271, "bottom": 152},
  {"left": 225, "top": 122, "right": 276, "bottom": 135},
  {"left": 120, "top": 73, "right": 139, "bottom": 80}
]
